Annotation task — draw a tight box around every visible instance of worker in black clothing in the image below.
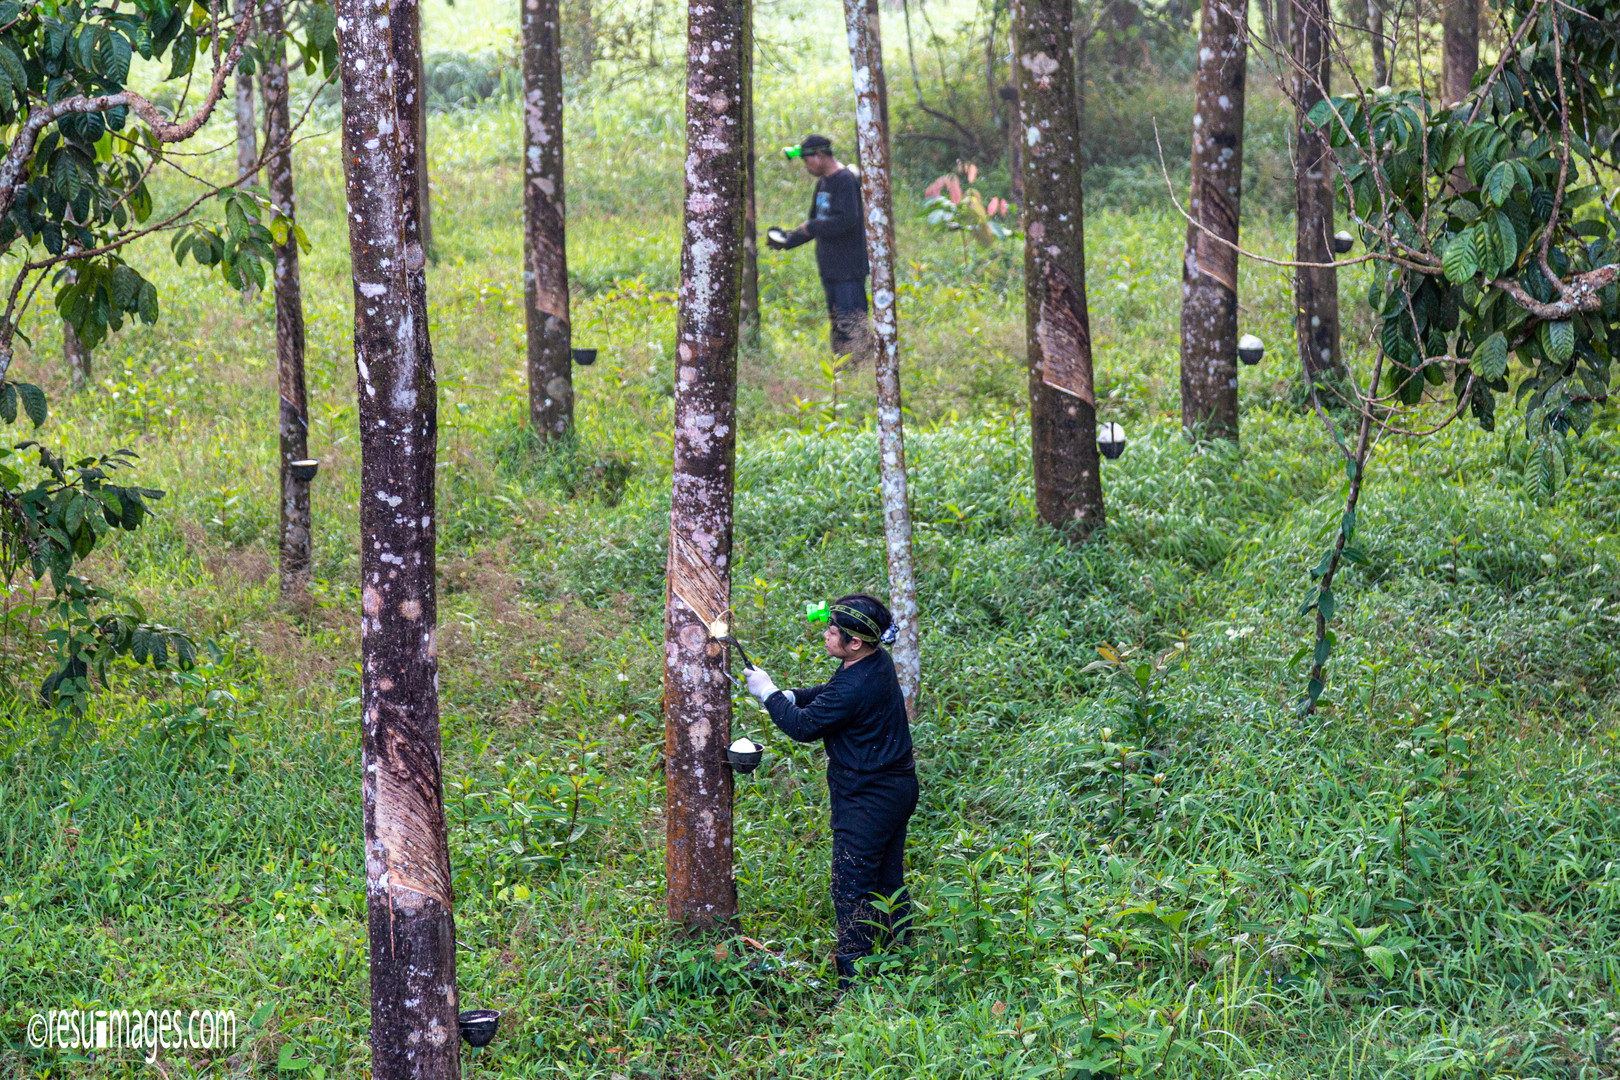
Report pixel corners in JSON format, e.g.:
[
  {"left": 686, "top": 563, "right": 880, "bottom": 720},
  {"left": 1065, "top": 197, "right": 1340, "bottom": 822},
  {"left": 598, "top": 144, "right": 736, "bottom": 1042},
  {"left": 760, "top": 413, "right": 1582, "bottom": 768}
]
[
  {"left": 745, "top": 593, "right": 917, "bottom": 990},
  {"left": 765, "top": 134, "right": 871, "bottom": 359}
]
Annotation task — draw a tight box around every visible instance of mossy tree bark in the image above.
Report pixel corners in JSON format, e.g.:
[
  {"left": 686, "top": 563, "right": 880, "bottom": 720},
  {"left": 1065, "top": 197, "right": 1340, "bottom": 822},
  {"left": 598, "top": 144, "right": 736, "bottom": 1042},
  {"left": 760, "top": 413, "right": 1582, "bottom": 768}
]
[
  {"left": 523, "top": 0, "right": 573, "bottom": 437},
  {"left": 1179, "top": 0, "right": 1247, "bottom": 440},
  {"left": 1015, "top": 0, "right": 1105, "bottom": 539},
  {"left": 337, "top": 0, "right": 459, "bottom": 1071},
  {"left": 664, "top": 0, "right": 745, "bottom": 934},
  {"left": 264, "top": 0, "right": 311, "bottom": 601},
  {"left": 844, "top": 0, "right": 921, "bottom": 716},
  {"left": 1291, "top": 0, "right": 1342, "bottom": 384}
]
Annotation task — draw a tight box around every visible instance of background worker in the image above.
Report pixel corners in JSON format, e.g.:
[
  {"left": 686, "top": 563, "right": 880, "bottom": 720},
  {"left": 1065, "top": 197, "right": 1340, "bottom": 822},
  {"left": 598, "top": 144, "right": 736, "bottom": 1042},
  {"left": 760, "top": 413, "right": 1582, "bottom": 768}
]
[
  {"left": 745, "top": 594, "right": 917, "bottom": 990},
  {"left": 765, "top": 134, "right": 870, "bottom": 359}
]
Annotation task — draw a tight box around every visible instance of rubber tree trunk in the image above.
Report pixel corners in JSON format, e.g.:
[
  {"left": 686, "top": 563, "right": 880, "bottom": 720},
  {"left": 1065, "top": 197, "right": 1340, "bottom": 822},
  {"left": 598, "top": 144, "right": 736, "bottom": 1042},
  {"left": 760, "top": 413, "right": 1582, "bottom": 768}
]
[
  {"left": 664, "top": 0, "right": 745, "bottom": 934},
  {"left": 740, "top": 0, "right": 760, "bottom": 346},
  {"left": 1015, "top": 0, "right": 1105, "bottom": 539},
  {"left": 1441, "top": 0, "right": 1477, "bottom": 105},
  {"left": 1179, "top": 0, "right": 1247, "bottom": 440},
  {"left": 236, "top": 69, "right": 259, "bottom": 185},
  {"left": 1368, "top": 0, "right": 1387, "bottom": 87},
  {"left": 1291, "top": 0, "right": 1341, "bottom": 383},
  {"left": 337, "top": 0, "right": 459, "bottom": 1073},
  {"left": 265, "top": 0, "right": 311, "bottom": 601},
  {"left": 844, "top": 0, "right": 921, "bottom": 716},
  {"left": 523, "top": 0, "right": 573, "bottom": 437},
  {"left": 63, "top": 269, "right": 90, "bottom": 391}
]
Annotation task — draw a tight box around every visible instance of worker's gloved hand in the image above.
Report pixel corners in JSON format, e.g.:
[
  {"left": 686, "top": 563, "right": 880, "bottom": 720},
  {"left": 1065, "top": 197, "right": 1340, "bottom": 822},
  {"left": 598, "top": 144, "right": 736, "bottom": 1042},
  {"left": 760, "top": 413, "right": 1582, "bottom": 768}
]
[{"left": 745, "top": 665, "right": 780, "bottom": 704}]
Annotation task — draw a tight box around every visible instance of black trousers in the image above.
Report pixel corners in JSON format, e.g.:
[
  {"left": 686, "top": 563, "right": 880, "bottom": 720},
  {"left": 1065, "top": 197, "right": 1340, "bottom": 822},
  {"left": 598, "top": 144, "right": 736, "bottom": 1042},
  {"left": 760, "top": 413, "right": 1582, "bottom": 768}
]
[
  {"left": 822, "top": 276, "right": 870, "bottom": 358},
  {"left": 827, "top": 763, "right": 919, "bottom": 982}
]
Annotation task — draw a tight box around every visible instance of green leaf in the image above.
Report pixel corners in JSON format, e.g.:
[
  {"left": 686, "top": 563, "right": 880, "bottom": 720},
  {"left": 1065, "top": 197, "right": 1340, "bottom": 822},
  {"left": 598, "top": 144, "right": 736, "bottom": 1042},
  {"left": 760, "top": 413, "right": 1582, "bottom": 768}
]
[
  {"left": 1545, "top": 320, "right": 1574, "bottom": 362},
  {"left": 0, "top": 382, "right": 15, "bottom": 423},
  {"left": 277, "top": 1044, "right": 310, "bottom": 1071},
  {"left": 18, "top": 382, "right": 46, "bottom": 427},
  {"left": 1483, "top": 161, "right": 1514, "bottom": 206},
  {"left": 137, "top": 281, "right": 159, "bottom": 324},
  {"left": 1496, "top": 211, "right": 1518, "bottom": 269},
  {"left": 1472, "top": 332, "right": 1508, "bottom": 380},
  {"left": 1442, "top": 232, "right": 1478, "bottom": 283},
  {"left": 110, "top": 264, "right": 142, "bottom": 310},
  {"left": 1313, "top": 637, "right": 1331, "bottom": 668},
  {"left": 1318, "top": 588, "right": 1337, "bottom": 622},
  {"left": 1363, "top": 944, "right": 1396, "bottom": 978}
]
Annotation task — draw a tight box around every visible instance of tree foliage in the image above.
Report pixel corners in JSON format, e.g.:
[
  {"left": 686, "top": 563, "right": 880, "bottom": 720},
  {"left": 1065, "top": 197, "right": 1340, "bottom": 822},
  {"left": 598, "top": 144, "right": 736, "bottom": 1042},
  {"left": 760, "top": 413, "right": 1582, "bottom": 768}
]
[{"left": 1310, "top": 0, "right": 1617, "bottom": 466}]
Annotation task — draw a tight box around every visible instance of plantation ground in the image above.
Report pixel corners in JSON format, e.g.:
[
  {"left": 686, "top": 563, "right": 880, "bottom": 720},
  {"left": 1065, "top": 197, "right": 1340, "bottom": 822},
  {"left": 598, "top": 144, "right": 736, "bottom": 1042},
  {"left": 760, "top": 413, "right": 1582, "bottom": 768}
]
[{"left": 4, "top": 0, "right": 1620, "bottom": 1076}]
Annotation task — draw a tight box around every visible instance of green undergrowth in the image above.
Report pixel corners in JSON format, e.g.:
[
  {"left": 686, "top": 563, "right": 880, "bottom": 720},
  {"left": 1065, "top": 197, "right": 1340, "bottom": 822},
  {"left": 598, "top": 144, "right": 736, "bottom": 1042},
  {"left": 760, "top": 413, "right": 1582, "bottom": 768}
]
[{"left": 3, "top": 0, "right": 1620, "bottom": 1075}]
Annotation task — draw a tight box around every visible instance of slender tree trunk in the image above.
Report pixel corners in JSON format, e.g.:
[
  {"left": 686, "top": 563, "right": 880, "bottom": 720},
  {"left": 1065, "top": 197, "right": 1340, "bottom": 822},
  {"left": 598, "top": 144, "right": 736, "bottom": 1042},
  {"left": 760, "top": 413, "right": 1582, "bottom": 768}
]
[
  {"left": 1179, "top": 0, "right": 1247, "bottom": 439},
  {"left": 416, "top": 42, "right": 433, "bottom": 254},
  {"left": 265, "top": 0, "right": 311, "bottom": 600},
  {"left": 867, "top": 0, "right": 891, "bottom": 130},
  {"left": 236, "top": 69, "right": 260, "bottom": 185},
  {"left": 845, "top": 0, "right": 921, "bottom": 716},
  {"left": 62, "top": 269, "right": 90, "bottom": 391},
  {"left": 338, "top": 0, "right": 459, "bottom": 1072},
  {"left": 1369, "top": 0, "right": 1387, "bottom": 87},
  {"left": 1441, "top": 0, "right": 1477, "bottom": 105},
  {"left": 523, "top": 0, "right": 573, "bottom": 437},
  {"left": 664, "top": 0, "right": 745, "bottom": 934},
  {"left": 1016, "top": 0, "right": 1105, "bottom": 539},
  {"left": 1291, "top": 0, "right": 1341, "bottom": 383},
  {"left": 740, "top": 0, "right": 761, "bottom": 346},
  {"left": 1005, "top": 29, "right": 1023, "bottom": 202}
]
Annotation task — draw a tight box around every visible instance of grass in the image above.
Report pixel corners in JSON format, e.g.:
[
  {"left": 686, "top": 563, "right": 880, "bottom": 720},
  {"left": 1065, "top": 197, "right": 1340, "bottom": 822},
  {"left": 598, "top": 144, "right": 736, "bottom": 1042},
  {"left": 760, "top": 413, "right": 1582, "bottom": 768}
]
[{"left": 4, "top": 0, "right": 1620, "bottom": 1076}]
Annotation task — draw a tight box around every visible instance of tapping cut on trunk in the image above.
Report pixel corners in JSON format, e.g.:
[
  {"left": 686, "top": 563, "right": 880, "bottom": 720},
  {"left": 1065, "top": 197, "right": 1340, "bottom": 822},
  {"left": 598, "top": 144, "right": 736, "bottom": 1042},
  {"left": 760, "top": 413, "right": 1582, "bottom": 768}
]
[
  {"left": 664, "top": 0, "right": 747, "bottom": 934},
  {"left": 1015, "top": 0, "right": 1105, "bottom": 539}
]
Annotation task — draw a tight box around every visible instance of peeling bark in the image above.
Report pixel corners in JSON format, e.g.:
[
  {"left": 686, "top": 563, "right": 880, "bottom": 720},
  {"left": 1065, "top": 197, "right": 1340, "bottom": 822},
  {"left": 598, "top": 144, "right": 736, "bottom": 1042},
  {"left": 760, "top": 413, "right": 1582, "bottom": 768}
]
[
  {"left": 265, "top": 0, "right": 311, "bottom": 601},
  {"left": 1291, "top": 0, "right": 1341, "bottom": 383},
  {"left": 1442, "top": 0, "right": 1478, "bottom": 106},
  {"left": 338, "top": 0, "right": 459, "bottom": 1070},
  {"left": 236, "top": 70, "right": 260, "bottom": 185},
  {"left": 1179, "top": 0, "right": 1247, "bottom": 440},
  {"left": 665, "top": 0, "right": 745, "bottom": 934},
  {"left": 845, "top": 0, "right": 921, "bottom": 717},
  {"left": 523, "top": 0, "right": 573, "bottom": 438},
  {"left": 1015, "top": 0, "right": 1105, "bottom": 539}
]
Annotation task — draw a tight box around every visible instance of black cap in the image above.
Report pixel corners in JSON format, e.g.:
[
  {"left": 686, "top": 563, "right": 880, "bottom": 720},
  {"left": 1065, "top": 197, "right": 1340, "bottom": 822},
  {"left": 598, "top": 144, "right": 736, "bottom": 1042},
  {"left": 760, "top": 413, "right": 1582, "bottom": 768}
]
[{"left": 800, "top": 133, "right": 833, "bottom": 155}]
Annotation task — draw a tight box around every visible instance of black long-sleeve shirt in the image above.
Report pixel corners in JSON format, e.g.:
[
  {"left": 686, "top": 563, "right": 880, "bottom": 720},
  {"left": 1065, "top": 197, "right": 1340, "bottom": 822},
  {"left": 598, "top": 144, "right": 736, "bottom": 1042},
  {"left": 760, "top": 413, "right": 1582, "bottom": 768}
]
[
  {"left": 781, "top": 167, "right": 869, "bottom": 282},
  {"left": 765, "top": 648, "right": 913, "bottom": 774}
]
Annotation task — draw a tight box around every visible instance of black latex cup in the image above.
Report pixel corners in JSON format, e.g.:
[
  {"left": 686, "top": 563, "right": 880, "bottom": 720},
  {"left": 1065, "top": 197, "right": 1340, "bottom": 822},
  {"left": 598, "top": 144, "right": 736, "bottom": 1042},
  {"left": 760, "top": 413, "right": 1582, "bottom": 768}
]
[
  {"left": 571, "top": 348, "right": 598, "bottom": 366},
  {"left": 727, "top": 742, "right": 764, "bottom": 774},
  {"left": 458, "top": 1010, "right": 501, "bottom": 1048}
]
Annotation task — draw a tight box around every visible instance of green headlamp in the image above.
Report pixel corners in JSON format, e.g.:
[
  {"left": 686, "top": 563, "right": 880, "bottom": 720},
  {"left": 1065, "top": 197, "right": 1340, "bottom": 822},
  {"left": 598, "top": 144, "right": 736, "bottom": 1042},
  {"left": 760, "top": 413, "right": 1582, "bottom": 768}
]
[
  {"left": 804, "top": 599, "right": 830, "bottom": 623},
  {"left": 782, "top": 145, "right": 804, "bottom": 160}
]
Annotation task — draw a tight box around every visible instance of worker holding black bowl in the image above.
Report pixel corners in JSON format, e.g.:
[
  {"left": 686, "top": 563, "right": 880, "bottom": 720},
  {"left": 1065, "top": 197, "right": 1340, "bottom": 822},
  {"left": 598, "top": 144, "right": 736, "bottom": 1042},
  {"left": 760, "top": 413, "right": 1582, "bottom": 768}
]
[
  {"left": 745, "top": 594, "right": 917, "bottom": 991},
  {"left": 766, "top": 134, "right": 871, "bottom": 360}
]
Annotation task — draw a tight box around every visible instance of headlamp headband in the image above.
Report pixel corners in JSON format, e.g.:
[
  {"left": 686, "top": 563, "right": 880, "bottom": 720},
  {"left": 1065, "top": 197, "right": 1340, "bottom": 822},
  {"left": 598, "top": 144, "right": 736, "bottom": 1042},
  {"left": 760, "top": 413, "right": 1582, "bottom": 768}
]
[{"left": 830, "top": 603, "right": 882, "bottom": 643}]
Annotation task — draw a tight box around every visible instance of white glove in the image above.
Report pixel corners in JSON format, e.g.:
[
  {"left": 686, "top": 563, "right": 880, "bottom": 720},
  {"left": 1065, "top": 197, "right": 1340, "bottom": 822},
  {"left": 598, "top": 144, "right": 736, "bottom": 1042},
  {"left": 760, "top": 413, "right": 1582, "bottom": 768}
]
[{"left": 745, "top": 666, "right": 780, "bottom": 704}]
